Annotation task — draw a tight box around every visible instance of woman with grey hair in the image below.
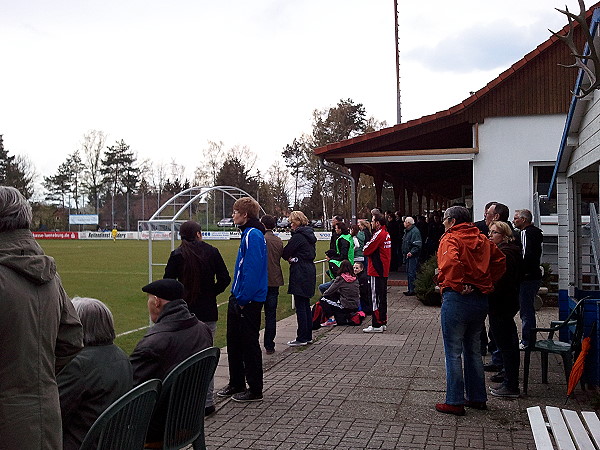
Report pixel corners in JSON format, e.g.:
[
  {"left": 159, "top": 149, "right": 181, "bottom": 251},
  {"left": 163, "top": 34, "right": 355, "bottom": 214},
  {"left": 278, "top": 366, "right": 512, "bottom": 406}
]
[
  {"left": 0, "top": 186, "right": 83, "bottom": 450},
  {"left": 57, "top": 297, "right": 133, "bottom": 450}
]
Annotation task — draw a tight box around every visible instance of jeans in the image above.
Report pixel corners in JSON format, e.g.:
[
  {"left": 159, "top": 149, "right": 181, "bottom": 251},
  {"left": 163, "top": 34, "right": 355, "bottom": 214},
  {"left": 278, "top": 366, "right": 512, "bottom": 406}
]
[
  {"left": 319, "top": 281, "right": 333, "bottom": 295},
  {"left": 489, "top": 313, "right": 520, "bottom": 391},
  {"left": 294, "top": 296, "right": 312, "bottom": 343},
  {"left": 406, "top": 256, "right": 419, "bottom": 293},
  {"left": 205, "top": 321, "right": 217, "bottom": 407},
  {"left": 519, "top": 279, "right": 541, "bottom": 346},
  {"left": 264, "top": 287, "right": 279, "bottom": 351},
  {"left": 441, "top": 290, "right": 489, "bottom": 405},
  {"left": 226, "top": 297, "right": 263, "bottom": 395}
]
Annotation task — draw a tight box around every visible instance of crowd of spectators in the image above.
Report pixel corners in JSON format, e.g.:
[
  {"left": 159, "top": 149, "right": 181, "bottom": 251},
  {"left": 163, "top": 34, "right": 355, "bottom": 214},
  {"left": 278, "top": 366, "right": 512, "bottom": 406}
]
[{"left": 0, "top": 182, "right": 547, "bottom": 448}]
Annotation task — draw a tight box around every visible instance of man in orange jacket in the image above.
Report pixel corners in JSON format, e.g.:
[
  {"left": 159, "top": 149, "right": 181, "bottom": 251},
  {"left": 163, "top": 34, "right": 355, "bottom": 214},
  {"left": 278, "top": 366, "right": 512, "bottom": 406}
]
[{"left": 435, "top": 206, "right": 506, "bottom": 416}]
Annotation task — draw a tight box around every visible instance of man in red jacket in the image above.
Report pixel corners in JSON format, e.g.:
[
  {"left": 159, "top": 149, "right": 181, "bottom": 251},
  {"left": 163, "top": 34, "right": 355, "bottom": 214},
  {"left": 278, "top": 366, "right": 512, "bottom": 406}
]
[
  {"left": 435, "top": 206, "right": 506, "bottom": 416},
  {"left": 362, "top": 214, "right": 391, "bottom": 333}
]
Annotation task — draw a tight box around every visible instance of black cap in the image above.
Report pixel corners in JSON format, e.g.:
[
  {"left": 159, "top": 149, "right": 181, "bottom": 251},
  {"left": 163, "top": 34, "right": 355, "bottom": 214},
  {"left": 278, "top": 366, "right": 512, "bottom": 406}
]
[{"left": 142, "top": 279, "right": 184, "bottom": 301}]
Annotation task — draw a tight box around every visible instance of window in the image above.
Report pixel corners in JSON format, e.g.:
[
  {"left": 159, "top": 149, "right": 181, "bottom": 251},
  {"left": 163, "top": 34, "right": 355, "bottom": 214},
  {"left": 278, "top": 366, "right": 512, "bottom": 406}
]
[{"left": 534, "top": 165, "right": 557, "bottom": 215}]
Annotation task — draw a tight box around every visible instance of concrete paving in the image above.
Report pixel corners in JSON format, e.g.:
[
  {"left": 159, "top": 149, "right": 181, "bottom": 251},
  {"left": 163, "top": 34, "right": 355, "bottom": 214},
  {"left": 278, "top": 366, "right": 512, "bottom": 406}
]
[{"left": 206, "top": 286, "right": 598, "bottom": 449}]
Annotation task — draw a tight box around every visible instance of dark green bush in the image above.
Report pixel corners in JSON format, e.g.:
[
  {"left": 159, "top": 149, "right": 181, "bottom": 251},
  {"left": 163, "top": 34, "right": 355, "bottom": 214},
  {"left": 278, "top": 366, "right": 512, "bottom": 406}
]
[{"left": 415, "top": 255, "right": 441, "bottom": 306}]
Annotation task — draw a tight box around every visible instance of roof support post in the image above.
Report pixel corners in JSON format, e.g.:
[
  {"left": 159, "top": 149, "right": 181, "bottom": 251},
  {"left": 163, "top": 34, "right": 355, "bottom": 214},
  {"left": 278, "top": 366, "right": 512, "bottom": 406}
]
[
  {"left": 393, "top": 179, "right": 403, "bottom": 213},
  {"left": 406, "top": 186, "right": 413, "bottom": 216},
  {"left": 374, "top": 171, "right": 384, "bottom": 213},
  {"left": 417, "top": 188, "right": 423, "bottom": 216},
  {"left": 351, "top": 167, "right": 362, "bottom": 221}
]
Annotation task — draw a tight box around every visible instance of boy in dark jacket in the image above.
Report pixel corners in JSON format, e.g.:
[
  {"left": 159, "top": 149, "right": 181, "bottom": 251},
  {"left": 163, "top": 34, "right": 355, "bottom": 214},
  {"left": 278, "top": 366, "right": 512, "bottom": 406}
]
[{"left": 354, "top": 261, "right": 372, "bottom": 315}]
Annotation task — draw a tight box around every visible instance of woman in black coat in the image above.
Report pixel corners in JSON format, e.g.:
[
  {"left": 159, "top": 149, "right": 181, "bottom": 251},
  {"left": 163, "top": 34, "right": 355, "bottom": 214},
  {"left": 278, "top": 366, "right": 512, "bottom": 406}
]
[
  {"left": 487, "top": 220, "right": 523, "bottom": 398},
  {"left": 282, "top": 210, "right": 317, "bottom": 346}
]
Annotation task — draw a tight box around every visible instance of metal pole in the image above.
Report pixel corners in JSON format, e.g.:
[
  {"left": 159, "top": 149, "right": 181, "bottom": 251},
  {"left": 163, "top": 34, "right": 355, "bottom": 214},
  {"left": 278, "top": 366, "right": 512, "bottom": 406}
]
[{"left": 394, "top": 0, "right": 401, "bottom": 124}]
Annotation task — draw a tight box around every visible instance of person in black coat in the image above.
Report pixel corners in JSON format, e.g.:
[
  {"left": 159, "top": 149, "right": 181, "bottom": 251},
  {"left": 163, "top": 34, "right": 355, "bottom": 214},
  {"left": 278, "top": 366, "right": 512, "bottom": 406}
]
[
  {"left": 164, "top": 220, "right": 231, "bottom": 325},
  {"left": 282, "top": 211, "right": 317, "bottom": 346},
  {"left": 353, "top": 261, "right": 372, "bottom": 315},
  {"left": 58, "top": 298, "right": 133, "bottom": 450},
  {"left": 130, "top": 279, "right": 213, "bottom": 442}
]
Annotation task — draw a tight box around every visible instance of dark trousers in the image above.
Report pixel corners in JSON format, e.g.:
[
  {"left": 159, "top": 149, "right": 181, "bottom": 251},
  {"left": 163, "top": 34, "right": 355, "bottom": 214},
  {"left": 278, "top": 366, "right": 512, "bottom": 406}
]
[
  {"left": 319, "top": 300, "right": 356, "bottom": 325},
  {"left": 371, "top": 276, "right": 388, "bottom": 327},
  {"left": 294, "top": 296, "right": 312, "bottom": 343},
  {"left": 226, "top": 296, "right": 263, "bottom": 395},
  {"left": 264, "top": 287, "right": 279, "bottom": 351},
  {"left": 488, "top": 313, "right": 520, "bottom": 391}
]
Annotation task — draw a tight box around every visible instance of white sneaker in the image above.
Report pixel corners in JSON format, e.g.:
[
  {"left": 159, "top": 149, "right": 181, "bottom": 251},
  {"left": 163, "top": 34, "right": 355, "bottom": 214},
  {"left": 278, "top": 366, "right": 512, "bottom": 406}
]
[
  {"left": 382, "top": 325, "right": 387, "bottom": 331},
  {"left": 363, "top": 325, "right": 384, "bottom": 333}
]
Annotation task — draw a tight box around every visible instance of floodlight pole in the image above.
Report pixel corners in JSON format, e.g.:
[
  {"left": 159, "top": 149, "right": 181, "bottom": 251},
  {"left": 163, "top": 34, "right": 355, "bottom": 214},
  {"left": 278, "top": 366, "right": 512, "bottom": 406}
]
[{"left": 394, "top": 0, "right": 401, "bottom": 124}]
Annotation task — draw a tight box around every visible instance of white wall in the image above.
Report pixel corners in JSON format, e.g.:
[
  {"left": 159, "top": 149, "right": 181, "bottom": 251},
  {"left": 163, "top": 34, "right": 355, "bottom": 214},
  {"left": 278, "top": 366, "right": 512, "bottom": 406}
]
[{"left": 473, "top": 114, "right": 566, "bottom": 226}]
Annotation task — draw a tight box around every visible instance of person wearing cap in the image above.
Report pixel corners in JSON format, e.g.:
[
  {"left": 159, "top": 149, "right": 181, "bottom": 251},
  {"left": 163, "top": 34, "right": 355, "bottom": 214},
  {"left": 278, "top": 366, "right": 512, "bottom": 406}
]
[
  {"left": 217, "top": 197, "right": 267, "bottom": 403},
  {"left": 130, "top": 278, "right": 212, "bottom": 384},
  {"left": 131, "top": 278, "right": 212, "bottom": 443},
  {"left": 164, "top": 220, "right": 230, "bottom": 413}
]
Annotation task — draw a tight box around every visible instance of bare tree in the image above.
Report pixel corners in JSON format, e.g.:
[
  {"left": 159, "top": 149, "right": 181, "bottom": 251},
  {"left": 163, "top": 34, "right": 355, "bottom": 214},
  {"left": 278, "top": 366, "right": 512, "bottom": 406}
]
[
  {"left": 227, "top": 145, "right": 257, "bottom": 174},
  {"left": 81, "top": 130, "right": 106, "bottom": 213},
  {"left": 151, "top": 161, "right": 168, "bottom": 206}
]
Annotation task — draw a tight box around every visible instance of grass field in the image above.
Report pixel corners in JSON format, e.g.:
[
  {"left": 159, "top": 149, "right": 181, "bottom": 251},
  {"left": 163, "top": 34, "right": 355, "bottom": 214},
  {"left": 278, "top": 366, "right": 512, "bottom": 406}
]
[{"left": 38, "top": 238, "right": 330, "bottom": 354}]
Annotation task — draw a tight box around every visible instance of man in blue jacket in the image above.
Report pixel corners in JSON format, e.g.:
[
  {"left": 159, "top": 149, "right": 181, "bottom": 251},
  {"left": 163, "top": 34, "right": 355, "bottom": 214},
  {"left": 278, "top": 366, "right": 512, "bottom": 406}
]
[{"left": 217, "top": 197, "right": 268, "bottom": 402}]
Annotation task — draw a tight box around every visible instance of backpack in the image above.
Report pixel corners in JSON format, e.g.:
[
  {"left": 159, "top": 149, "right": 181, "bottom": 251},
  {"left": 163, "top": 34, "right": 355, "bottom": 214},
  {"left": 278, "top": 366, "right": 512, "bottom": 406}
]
[
  {"left": 348, "top": 311, "right": 366, "bottom": 326},
  {"left": 311, "top": 302, "right": 327, "bottom": 330}
]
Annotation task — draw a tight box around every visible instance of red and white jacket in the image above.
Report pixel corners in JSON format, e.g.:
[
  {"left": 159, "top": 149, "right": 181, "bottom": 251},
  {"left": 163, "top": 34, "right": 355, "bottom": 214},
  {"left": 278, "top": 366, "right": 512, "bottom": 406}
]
[{"left": 362, "top": 225, "right": 391, "bottom": 278}]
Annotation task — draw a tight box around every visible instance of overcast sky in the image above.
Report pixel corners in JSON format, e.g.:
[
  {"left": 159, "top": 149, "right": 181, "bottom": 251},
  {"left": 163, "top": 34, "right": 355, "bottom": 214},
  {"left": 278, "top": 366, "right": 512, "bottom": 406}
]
[{"left": 0, "top": 0, "right": 588, "bottom": 185}]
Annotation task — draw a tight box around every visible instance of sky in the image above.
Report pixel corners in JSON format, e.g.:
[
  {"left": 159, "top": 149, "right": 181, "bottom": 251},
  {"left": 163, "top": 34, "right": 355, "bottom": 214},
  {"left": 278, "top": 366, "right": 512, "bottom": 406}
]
[{"left": 0, "top": 0, "right": 590, "bottom": 188}]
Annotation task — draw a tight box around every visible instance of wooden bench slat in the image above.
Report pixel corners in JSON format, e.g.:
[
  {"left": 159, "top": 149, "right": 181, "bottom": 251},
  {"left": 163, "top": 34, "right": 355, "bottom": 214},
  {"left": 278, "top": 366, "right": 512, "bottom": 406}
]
[
  {"left": 581, "top": 411, "right": 600, "bottom": 449},
  {"left": 528, "top": 406, "right": 555, "bottom": 450},
  {"left": 561, "top": 409, "right": 595, "bottom": 450},
  {"left": 547, "top": 406, "right": 576, "bottom": 450}
]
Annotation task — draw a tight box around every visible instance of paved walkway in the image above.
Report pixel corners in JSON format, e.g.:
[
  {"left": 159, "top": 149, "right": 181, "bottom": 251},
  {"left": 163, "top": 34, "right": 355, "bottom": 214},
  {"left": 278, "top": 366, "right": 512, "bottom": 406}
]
[{"left": 207, "top": 287, "right": 597, "bottom": 449}]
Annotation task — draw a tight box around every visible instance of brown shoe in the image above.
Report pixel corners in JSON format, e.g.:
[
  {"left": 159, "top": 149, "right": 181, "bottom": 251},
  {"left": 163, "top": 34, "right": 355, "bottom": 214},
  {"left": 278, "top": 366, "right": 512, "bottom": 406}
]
[
  {"left": 435, "top": 403, "right": 465, "bottom": 416},
  {"left": 465, "top": 400, "right": 487, "bottom": 410}
]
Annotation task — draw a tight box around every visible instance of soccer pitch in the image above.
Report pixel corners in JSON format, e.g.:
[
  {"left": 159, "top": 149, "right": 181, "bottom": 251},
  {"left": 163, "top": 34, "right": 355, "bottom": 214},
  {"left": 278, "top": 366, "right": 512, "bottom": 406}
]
[{"left": 39, "top": 239, "right": 330, "bottom": 354}]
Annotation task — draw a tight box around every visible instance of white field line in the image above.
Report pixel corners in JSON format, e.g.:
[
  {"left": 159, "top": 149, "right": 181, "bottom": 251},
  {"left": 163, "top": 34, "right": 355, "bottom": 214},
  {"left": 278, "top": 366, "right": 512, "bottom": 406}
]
[{"left": 116, "top": 325, "right": 150, "bottom": 337}]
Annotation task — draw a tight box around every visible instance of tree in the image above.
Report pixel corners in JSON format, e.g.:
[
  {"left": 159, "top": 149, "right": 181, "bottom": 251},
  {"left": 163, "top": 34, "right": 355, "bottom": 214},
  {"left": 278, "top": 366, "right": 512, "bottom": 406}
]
[
  {"left": 67, "top": 150, "right": 85, "bottom": 212},
  {"left": 215, "top": 154, "right": 258, "bottom": 218},
  {"left": 304, "top": 98, "right": 385, "bottom": 221},
  {"left": 101, "top": 139, "right": 138, "bottom": 227},
  {"left": 0, "top": 135, "right": 36, "bottom": 199},
  {"left": 282, "top": 137, "right": 308, "bottom": 209},
  {"left": 81, "top": 130, "right": 106, "bottom": 213},
  {"left": 266, "top": 162, "right": 290, "bottom": 217},
  {"left": 44, "top": 162, "right": 71, "bottom": 208}
]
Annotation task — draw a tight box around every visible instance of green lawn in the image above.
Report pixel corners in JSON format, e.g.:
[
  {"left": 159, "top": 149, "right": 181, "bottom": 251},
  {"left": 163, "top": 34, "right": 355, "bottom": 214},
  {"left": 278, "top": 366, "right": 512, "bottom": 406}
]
[{"left": 39, "top": 239, "right": 330, "bottom": 354}]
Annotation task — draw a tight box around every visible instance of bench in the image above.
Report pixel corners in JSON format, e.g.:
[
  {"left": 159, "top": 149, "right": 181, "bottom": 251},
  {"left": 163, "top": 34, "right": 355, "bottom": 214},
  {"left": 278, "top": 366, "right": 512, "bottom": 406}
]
[{"left": 527, "top": 406, "right": 600, "bottom": 449}]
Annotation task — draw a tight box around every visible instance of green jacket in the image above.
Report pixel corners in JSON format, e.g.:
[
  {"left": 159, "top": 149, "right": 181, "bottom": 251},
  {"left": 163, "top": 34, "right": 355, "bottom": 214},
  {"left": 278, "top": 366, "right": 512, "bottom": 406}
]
[{"left": 402, "top": 224, "right": 422, "bottom": 258}]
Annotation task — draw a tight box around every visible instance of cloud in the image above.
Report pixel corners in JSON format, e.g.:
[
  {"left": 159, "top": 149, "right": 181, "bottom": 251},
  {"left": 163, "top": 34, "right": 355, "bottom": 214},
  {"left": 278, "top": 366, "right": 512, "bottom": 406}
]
[{"left": 404, "top": 20, "right": 553, "bottom": 73}]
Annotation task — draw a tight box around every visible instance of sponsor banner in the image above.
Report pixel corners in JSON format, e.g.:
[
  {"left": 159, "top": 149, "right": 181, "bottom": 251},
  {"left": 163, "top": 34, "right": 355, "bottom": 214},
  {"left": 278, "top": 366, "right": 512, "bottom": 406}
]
[
  {"left": 201, "top": 231, "right": 231, "bottom": 240},
  {"left": 274, "top": 231, "right": 291, "bottom": 241},
  {"left": 33, "top": 231, "right": 79, "bottom": 240},
  {"left": 314, "top": 232, "right": 332, "bottom": 241},
  {"left": 69, "top": 214, "right": 99, "bottom": 225},
  {"left": 138, "top": 231, "right": 173, "bottom": 240},
  {"left": 79, "top": 231, "right": 133, "bottom": 240}
]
